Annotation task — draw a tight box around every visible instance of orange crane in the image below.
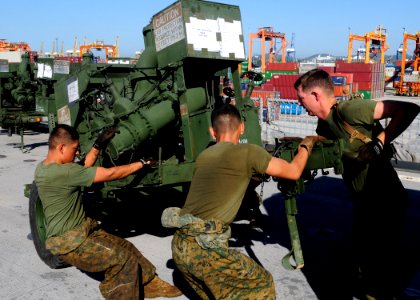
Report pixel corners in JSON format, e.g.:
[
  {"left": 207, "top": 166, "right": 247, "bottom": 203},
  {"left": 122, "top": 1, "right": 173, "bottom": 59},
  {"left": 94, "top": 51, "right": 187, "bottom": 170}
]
[
  {"left": 79, "top": 37, "right": 119, "bottom": 62},
  {"left": 347, "top": 25, "right": 388, "bottom": 64},
  {"left": 397, "top": 31, "right": 420, "bottom": 96},
  {"left": 248, "top": 27, "right": 287, "bottom": 73},
  {"left": 0, "top": 39, "right": 31, "bottom": 52}
]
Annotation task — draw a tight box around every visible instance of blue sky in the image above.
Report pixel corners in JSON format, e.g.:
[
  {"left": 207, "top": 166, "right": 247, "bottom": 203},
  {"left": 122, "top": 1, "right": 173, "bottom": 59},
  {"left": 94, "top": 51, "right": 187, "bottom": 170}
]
[{"left": 1, "top": 0, "right": 418, "bottom": 59}]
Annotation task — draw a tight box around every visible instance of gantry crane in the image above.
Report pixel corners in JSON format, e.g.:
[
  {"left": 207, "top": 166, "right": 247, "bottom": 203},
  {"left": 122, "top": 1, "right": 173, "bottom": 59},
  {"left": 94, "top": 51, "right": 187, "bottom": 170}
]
[
  {"left": 39, "top": 41, "right": 44, "bottom": 56},
  {"left": 397, "top": 31, "right": 420, "bottom": 96},
  {"left": 248, "top": 27, "right": 287, "bottom": 73},
  {"left": 0, "top": 39, "right": 31, "bottom": 52},
  {"left": 49, "top": 39, "right": 57, "bottom": 57},
  {"left": 79, "top": 37, "right": 120, "bottom": 62},
  {"left": 347, "top": 25, "right": 388, "bottom": 64}
]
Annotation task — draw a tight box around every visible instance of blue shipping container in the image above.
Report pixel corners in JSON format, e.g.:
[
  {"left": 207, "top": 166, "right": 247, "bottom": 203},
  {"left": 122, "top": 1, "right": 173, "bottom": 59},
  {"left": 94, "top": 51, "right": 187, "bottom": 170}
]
[
  {"left": 280, "top": 103, "right": 304, "bottom": 115},
  {"left": 331, "top": 76, "right": 346, "bottom": 86},
  {"left": 262, "top": 107, "right": 268, "bottom": 122}
]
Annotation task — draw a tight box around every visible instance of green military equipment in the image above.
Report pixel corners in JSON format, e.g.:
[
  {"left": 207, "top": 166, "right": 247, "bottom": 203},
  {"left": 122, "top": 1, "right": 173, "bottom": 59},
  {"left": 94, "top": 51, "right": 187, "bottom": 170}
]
[
  {"left": 26, "top": 0, "right": 264, "bottom": 269},
  {"left": 271, "top": 138, "right": 344, "bottom": 269},
  {"left": 50, "top": 0, "right": 261, "bottom": 192},
  {"left": 0, "top": 53, "right": 44, "bottom": 140},
  {"left": 0, "top": 53, "right": 78, "bottom": 148},
  {"left": 51, "top": 0, "right": 257, "bottom": 191}
]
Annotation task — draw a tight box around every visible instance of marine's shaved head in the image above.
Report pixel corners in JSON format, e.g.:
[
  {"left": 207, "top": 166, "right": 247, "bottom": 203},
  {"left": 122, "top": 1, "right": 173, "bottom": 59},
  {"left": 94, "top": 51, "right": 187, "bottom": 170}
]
[
  {"left": 211, "top": 104, "right": 242, "bottom": 133},
  {"left": 48, "top": 124, "right": 79, "bottom": 149}
]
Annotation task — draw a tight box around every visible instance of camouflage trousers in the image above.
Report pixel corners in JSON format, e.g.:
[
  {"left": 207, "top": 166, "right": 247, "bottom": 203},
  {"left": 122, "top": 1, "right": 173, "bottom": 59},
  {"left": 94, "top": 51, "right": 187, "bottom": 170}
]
[
  {"left": 59, "top": 228, "right": 156, "bottom": 300},
  {"left": 172, "top": 230, "right": 275, "bottom": 300}
]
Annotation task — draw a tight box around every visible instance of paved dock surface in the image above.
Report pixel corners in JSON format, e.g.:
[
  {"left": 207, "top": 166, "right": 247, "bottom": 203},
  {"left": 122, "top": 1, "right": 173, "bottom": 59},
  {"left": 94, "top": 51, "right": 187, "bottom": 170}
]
[{"left": 0, "top": 129, "right": 419, "bottom": 299}]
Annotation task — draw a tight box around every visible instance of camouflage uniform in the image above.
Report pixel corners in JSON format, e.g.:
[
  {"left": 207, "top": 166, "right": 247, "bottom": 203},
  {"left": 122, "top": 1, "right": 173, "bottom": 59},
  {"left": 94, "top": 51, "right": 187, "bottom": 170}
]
[
  {"left": 163, "top": 208, "right": 275, "bottom": 299},
  {"left": 46, "top": 218, "right": 156, "bottom": 300}
]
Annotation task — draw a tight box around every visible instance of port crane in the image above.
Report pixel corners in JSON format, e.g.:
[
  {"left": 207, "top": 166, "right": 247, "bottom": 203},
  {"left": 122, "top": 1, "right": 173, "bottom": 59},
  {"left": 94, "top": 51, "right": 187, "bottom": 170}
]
[
  {"left": 347, "top": 25, "right": 388, "bottom": 64},
  {"left": 0, "top": 39, "right": 31, "bottom": 52},
  {"left": 248, "top": 27, "right": 287, "bottom": 73},
  {"left": 79, "top": 37, "right": 120, "bottom": 62},
  {"left": 396, "top": 31, "right": 420, "bottom": 96},
  {"left": 65, "top": 37, "right": 80, "bottom": 57}
]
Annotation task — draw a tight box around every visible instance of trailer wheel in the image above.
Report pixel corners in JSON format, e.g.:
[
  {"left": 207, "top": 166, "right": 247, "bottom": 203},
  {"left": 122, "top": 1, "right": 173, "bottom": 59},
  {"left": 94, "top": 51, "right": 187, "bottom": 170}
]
[{"left": 29, "top": 181, "right": 69, "bottom": 269}]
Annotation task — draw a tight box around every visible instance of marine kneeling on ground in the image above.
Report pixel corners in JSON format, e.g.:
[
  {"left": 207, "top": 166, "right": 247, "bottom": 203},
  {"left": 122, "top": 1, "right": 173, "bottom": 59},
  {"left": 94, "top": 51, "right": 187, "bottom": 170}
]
[
  {"left": 162, "top": 104, "right": 321, "bottom": 299},
  {"left": 35, "top": 124, "right": 182, "bottom": 299}
]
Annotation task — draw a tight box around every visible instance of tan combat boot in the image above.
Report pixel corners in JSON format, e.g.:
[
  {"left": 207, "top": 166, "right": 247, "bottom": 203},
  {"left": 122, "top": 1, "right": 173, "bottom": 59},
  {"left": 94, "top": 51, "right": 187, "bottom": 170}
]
[{"left": 144, "top": 276, "right": 183, "bottom": 298}]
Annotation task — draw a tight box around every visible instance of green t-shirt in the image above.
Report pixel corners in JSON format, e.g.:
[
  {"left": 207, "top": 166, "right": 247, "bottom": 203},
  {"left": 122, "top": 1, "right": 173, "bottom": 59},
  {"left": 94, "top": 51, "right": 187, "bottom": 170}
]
[
  {"left": 35, "top": 162, "right": 96, "bottom": 238},
  {"left": 180, "top": 142, "right": 272, "bottom": 224},
  {"left": 316, "top": 99, "right": 379, "bottom": 192}
]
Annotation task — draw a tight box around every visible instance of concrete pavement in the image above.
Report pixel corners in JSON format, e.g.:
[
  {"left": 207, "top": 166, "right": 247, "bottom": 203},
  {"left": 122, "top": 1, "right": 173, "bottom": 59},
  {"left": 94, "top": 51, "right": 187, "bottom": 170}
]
[{"left": 0, "top": 128, "right": 419, "bottom": 299}]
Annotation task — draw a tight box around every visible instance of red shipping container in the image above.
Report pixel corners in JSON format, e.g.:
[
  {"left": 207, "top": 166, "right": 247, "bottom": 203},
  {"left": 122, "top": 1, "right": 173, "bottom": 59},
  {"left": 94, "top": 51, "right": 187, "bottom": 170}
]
[
  {"left": 318, "top": 66, "right": 335, "bottom": 73},
  {"left": 356, "top": 81, "right": 373, "bottom": 90},
  {"left": 353, "top": 72, "right": 374, "bottom": 82},
  {"left": 266, "top": 62, "right": 299, "bottom": 71},
  {"left": 352, "top": 82, "right": 359, "bottom": 93},
  {"left": 274, "top": 74, "right": 300, "bottom": 87},
  {"left": 336, "top": 61, "right": 382, "bottom": 73},
  {"left": 261, "top": 83, "right": 275, "bottom": 91},
  {"left": 277, "top": 86, "right": 298, "bottom": 100}
]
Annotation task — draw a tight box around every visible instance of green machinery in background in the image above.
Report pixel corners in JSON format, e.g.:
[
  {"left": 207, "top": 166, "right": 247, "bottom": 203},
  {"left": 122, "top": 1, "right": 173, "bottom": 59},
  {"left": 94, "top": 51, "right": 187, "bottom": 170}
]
[
  {"left": 0, "top": 53, "right": 48, "bottom": 138},
  {"left": 0, "top": 53, "right": 78, "bottom": 145}
]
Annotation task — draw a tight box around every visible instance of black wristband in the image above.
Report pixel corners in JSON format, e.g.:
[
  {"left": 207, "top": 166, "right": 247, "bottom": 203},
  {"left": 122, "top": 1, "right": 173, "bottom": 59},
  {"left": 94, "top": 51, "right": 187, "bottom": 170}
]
[
  {"left": 299, "top": 144, "right": 309, "bottom": 152},
  {"left": 93, "top": 143, "right": 101, "bottom": 150},
  {"left": 372, "top": 138, "right": 384, "bottom": 156}
]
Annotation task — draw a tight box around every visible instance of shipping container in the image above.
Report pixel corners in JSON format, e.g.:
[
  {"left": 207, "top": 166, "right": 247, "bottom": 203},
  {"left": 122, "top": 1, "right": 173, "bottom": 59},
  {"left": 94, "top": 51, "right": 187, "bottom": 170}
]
[
  {"left": 317, "top": 66, "right": 335, "bottom": 73},
  {"left": 280, "top": 102, "right": 304, "bottom": 115},
  {"left": 266, "top": 62, "right": 299, "bottom": 71},
  {"left": 333, "top": 85, "right": 351, "bottom": 96},
  {"left": 331, "top": 75, "right": 347, "bottom": 86},
  {"left": 335, "top": 61, "right": 384, "bottom": 73},
  {"left": 359, "top": 90, "right": 372, "bottom": 99}
]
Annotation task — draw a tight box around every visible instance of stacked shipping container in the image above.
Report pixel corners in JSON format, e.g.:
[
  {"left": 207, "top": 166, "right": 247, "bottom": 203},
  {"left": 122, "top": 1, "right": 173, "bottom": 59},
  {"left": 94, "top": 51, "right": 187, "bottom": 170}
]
[
  {"left": 330, "top": 73, "right": 353, "bottom": 101},
  {"left": 269, "top": 74, "right": 300, "bottom": 100},
  {"left": 249, "top": 62, "right": 299, "bottom": 106},
  {"left": 240, "top": 60, "right": 386, "bottom": 111},
  {"left": 264, "top": 62, "right": 299, "bottom": 79},
  {"left": 335, "top": 61, "right": 385, "bottom": 99},
  {"left": 54, "top": 56, "right": 83, "bottom": 64}
]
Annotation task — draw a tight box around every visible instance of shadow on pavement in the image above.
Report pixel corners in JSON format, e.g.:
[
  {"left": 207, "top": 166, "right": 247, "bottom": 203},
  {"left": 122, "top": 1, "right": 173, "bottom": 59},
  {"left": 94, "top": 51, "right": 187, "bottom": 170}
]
[
  {"left": 2, "top": 129, "right": 49, "bottom": 151},
  {"left": 82, "top": 176, "right": 420, "bottom": 300},
  {"left": 83, "top": 186, "right": 188, "bottom": 238},
  {"left": 260, "top": 176, "right": 420, "bottom": 300}
]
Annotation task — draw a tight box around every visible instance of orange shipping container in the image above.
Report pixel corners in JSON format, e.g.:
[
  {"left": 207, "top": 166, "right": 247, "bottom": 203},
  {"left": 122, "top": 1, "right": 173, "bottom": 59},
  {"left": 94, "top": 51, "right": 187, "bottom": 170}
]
[{"left": 334, "top": 85, "right": 351, "bottom": 96}]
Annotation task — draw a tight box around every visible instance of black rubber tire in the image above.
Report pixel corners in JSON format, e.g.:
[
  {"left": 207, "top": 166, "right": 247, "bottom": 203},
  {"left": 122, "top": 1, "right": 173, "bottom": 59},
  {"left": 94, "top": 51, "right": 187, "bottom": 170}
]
[{"left": 28, "top": 181, "right": 69, "bottom": 269}]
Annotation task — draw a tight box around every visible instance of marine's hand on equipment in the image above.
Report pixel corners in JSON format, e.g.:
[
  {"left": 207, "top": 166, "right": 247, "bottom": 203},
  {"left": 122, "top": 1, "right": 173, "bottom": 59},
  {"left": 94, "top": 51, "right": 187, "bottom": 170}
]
[{"left": 93, "top": 127, "right": 118, "bottom": 150}]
